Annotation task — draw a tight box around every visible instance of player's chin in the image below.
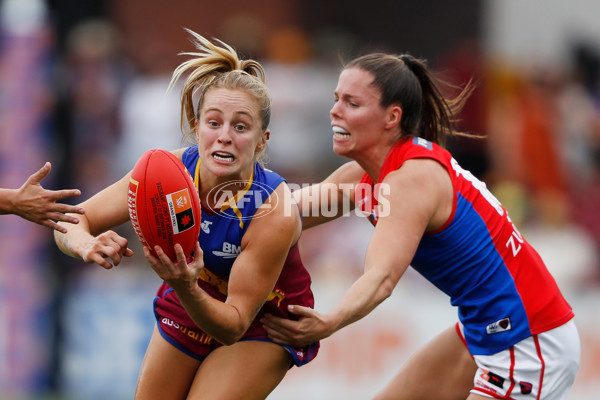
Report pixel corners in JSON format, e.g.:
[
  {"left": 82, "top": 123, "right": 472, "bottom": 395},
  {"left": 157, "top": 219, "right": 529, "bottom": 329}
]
[
  {"left": 207, "top": 162, "right": 243, "bottom": 178},
  {"left": 332, "top": 142, "right": 353, "bottom": 158}
]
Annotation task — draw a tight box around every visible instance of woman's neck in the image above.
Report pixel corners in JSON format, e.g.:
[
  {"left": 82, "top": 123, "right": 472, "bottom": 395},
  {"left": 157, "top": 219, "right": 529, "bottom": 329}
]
[
  {"left": 353, "top": 141, "right": 398, "bottom": 183},
  {"left": 198, "top": 165, "right": 254, "bottom": 209}
]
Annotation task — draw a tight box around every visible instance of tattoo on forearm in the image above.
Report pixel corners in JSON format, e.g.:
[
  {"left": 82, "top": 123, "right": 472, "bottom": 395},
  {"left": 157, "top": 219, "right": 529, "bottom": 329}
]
[{"left": 57, "top": 234, "right": 75, "bottom": 257}]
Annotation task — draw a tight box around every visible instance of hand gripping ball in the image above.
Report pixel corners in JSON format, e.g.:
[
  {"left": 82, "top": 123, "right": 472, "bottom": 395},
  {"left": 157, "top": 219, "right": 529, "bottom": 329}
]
[{"left": 128, "top": 149, "right": 201, "bottom": 261}]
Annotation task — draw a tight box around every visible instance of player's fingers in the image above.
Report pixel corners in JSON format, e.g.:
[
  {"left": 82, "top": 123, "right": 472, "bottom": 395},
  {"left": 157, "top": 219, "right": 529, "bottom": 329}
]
[
  {"left": 102, "top": 244, "right": 124, "bottom": 266},
  {"left": 154, "top": 245, "right": 174, "bottom": 268},
  {"left": 40, "top": 219, "right": 68, "bottom": 233},
  {"left": 89, "top": 252, "right": 114, "bottom": 269},
  {"left": 143, "top": 247, "right": 163, "bottom": 272},
  {"left": 95, "top": 234, "right": 127, "bottom": 266},
  {"left": 111, "top": 234, "right": 130, "bottom": 253},
  {"left": 143, "top": 246, "right": 158, "bottom": 263},
  {"left": 27, "top": 162, "right": 51, "bottom": 185},
  {"left": 286, "top": 304, "right": 315, "bottom": 318},
  {"left": 194, "top": 242, "right": 203, "bottom": 257},
  {"left": 261, "top": 316, "right": 296, "bottom": 344},
  {"left": 49, "top": 189, "right": 83, "bottom": 203},
  {"left": 47, "top": 211, "right": 81, "bottom": 225},
  {"left": 263, "top": 328, "right": 286, "bottom": 344},
  {"left": 188, "top": 242, "right": 204, "bottom": 267},
  {"left": 261, "top": 313, "right": 298, "bottom": 333},
  {"left": 174, "top": 243, "right": 187, "bottom": 267}
]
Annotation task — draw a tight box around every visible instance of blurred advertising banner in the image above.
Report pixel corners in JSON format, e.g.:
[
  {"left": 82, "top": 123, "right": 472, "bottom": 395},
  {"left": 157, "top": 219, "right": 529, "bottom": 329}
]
[{"left": 0, "top": 0, "right": 56, "bottom": 396}]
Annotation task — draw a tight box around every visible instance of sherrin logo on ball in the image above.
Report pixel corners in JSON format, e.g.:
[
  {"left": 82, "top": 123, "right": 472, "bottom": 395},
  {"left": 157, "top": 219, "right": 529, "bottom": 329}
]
[
  {"left": 128, "top": 177, "right": 150, "bottom": 248},
  {"left": 128, "top": 149, "right": 201, "bottom": 261}
]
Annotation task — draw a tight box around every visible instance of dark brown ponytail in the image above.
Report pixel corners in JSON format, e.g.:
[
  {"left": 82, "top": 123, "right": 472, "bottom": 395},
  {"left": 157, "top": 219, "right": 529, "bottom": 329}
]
[{"left": 346, "top": 53, "right": 475, "bottom": 148}]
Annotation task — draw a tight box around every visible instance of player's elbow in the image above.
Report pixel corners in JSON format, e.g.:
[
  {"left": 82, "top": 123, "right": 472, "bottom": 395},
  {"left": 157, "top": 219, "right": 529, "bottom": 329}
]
[
  {"left": 216, "top": 313, "right": 253, "bottom": 346},
  {"left": 379, "top": 275, "right": 396, "bottom": 301},
  {"left": 368, "top": 262, "right": 402, "bottom": 304},
  {"left": 219, "top": 334, "right": 240, "bottom": 346},
  {"left": 218, "top": 324, "right": 248, "bottom": 346}
]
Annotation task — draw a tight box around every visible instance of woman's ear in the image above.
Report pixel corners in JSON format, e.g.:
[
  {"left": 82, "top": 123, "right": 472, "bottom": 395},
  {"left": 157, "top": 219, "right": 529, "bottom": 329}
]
[
  {"left": 385, "top": 105, "right": 402, "bottom": 130},
  {"left": 256, "top": 130, "right": 270, "bottom": 153}
]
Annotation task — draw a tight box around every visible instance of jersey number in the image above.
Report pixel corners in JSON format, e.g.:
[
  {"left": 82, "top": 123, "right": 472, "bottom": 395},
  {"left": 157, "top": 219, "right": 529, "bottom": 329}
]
[{"left": 451, "top": 158, "right": 523, "bottom": 258}]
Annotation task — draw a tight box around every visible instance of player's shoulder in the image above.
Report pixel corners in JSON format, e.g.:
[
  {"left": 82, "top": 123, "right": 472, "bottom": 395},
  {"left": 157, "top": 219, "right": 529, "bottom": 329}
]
[{"left": 397, "top": 136, "right": 446, "bottom": 157}]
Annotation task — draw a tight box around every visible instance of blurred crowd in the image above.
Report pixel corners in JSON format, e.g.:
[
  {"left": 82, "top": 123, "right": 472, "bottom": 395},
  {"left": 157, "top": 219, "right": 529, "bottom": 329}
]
[
  {"left": 441, "top": 40, "right": 600, "bottom": 291},
  {"left": 1, "top": 0, "right": 600, "bottom": 398}
]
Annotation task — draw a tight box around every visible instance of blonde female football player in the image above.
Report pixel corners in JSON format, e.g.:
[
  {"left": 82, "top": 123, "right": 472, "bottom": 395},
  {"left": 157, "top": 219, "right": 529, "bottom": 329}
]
[{"left": 54, "top": 29, "right": 318, "bottom": 400}]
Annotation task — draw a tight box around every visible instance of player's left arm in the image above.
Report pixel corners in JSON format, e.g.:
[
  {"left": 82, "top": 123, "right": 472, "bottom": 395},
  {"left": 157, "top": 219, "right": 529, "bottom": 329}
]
[{"left": 227, "top": 182, "right": 299, "bottom": 339}]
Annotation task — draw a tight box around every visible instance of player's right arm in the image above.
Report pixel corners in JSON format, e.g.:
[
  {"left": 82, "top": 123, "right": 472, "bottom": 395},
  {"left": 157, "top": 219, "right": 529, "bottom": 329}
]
[
  {"left": 263, "top": 159, "right": 450, "bottom": 346},
  {"left": 294, "top": 161, "right": 365, "bottom": 229},
  {"left": 54, "top": 172, "right": 133, "bottom": 269}
]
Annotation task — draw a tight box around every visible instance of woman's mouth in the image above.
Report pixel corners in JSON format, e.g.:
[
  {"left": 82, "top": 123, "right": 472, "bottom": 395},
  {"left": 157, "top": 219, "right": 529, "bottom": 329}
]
[
  {"left": 212, "top": 151, "right": 235, "bottom": 163},
  {"left": 332, "top": 125, "right": 350, "bottom": 139}
]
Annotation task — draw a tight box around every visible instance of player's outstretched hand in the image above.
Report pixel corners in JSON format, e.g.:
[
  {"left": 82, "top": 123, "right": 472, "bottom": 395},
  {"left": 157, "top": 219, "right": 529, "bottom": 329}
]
[{"left": 5, "top": 162, "right": 85, "bottom": 233}]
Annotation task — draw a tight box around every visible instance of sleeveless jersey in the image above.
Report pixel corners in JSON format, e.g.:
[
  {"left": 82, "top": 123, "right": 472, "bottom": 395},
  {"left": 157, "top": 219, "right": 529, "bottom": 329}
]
[
  {"left": 358, "top": 137, "right": 574, "bottom": 355},
  {"left": 153, "top": 145, "right": 319, "bottom": 366}
]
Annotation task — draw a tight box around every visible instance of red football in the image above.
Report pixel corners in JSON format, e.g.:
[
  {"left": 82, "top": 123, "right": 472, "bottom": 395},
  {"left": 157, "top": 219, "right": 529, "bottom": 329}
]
[{"left": 127, "top": 149, "right": 201, "bottom": 261}]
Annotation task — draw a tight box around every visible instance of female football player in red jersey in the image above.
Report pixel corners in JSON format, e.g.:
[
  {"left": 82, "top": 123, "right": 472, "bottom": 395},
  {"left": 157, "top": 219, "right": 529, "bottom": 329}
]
[
  {"left": 0, "top": 162, "right": 84, "bottom": 233},
  {"left": 54, "top": 29, "right": 318, "bottom": 400},
  {"left": 262, "top": 53, "right": 580, "bottom": 400}
]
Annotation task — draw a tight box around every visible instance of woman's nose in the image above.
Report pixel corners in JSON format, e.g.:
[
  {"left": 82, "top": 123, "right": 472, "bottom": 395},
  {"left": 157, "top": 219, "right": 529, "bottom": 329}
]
[
  {"left": 217, "top": 129, "right": 232, "bottom": 144},
  {"left": 330, "top": 102, "right": 340, "bottom": 119}
]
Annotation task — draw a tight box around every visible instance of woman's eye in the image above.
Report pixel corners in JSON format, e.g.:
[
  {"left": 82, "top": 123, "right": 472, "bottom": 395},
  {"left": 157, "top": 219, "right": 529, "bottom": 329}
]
[
  {"left": 234, "top": 124, "right": 247, "bottom": 132},
  {"left": 208, "top": 120, "right": 219, "bottom": 127}
]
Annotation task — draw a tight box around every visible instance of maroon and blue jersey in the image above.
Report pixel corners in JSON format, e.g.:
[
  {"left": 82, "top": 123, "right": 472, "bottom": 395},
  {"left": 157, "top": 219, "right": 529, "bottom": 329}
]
[
  {"left": 153, "top": 145, "right": 319, "bottom": 366},
  {"left": 358, "top": 137, "right": 574, "bottom": 355}
]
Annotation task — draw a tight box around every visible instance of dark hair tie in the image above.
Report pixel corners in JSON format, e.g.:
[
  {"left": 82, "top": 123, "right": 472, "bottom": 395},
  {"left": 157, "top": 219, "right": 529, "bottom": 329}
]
[{"left": 400, "top": 55, "right": 412, "bottom": 69}]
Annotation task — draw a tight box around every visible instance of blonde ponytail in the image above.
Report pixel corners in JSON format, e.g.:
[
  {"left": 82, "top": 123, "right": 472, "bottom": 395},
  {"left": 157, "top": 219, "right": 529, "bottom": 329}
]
[{"left": 169, "top": 28, "right": 271, "bottom": 140}]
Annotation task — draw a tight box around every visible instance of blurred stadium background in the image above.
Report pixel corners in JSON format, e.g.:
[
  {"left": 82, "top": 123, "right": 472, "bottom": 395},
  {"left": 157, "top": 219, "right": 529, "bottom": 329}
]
[{"left": 1, "top": 0, "right": 599, "bottom": 399}]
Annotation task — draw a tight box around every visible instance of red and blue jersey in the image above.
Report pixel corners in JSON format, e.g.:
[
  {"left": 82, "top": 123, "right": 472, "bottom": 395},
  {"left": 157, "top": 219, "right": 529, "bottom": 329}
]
[
  {"left": 358, "top": 137, "right": 574, "bottom": 355},
  {"left": 153, "top": 145, "right": 319, "bottom": 366}
]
